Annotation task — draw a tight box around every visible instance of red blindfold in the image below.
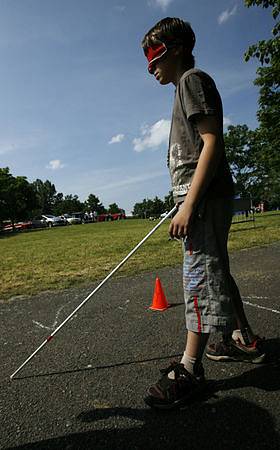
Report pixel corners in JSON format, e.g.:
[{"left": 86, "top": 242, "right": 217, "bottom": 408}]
[{"left": 145, "top": 42, "right": 168, "bottom": 73}]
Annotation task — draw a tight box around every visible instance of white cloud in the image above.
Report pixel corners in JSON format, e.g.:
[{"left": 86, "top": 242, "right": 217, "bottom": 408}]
[
  {"left": 114, "top": 5, "right": 126, "bottom": 12},
  {"left": 0, "top": 141, "right": 18, "bottom": 155},
  {"left": 95, "top": 170, "right": 166, "bottom": 191},
  {"left": 46, "top": 159, "right": 65, "bottom": 170},
  {"left": 0, "top": 133, "right": 44, "bottom": 155},
  {"left": 218, "top": 5, "right": 238, "bottom": 25},
  {"left": 148, "top": 0, "right": 174, "bottom": 11},
  {"left": 133, "top": 119, "right": 171, "bottom": 152},
  {"left": 109, "top": 133, "right": 125, "bottom": 144},
  {"left": 223, "top": 116, "right": 232, "bottom": 128},
  {"left": 61, "top": 167, "right": 167, "bottom": 200},
  {"left": 214, "top": 66, "right": 256, "bottom": 98}
]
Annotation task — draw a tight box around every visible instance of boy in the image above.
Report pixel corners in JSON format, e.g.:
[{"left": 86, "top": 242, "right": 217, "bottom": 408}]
[{"left": 142, "top": 17, "right": 265, "bottom": 409}]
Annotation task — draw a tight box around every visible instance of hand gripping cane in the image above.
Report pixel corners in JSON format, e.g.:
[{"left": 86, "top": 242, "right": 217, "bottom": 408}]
[{"left": 10, "top": 205, "right": 177, "bottom": 380}]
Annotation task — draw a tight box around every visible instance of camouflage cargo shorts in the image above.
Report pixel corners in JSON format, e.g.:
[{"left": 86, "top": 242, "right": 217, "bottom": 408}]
[{"left": 181, "top": 197, "right": 236, "bottom": 333}]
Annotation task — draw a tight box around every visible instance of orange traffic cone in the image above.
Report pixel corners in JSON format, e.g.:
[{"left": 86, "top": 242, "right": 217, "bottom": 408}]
[{"left": 149, "top": 277, "right": 170, "bottom": 311}]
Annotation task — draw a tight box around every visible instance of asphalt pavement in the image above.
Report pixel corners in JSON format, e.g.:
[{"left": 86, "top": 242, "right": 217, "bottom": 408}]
[{"left": 1, "top": 241, "right": 280, "bottom": 450}]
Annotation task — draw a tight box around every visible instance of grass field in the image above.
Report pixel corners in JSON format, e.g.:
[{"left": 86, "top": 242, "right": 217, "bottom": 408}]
[{"left": 1, "top": 212, "right": 280, "bottom": 301}]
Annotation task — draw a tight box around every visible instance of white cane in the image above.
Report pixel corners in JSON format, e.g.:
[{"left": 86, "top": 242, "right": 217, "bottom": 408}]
[{"left": 10, "top": 205, "right": 177, "bottom": 380}]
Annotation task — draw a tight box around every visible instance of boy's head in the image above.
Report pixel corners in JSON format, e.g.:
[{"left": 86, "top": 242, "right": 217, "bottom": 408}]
[{"left": 142, "top": 17, "right": 196, "bottom": 75}]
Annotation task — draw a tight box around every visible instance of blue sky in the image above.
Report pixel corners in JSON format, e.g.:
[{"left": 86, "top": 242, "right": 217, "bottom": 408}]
[{"left": 0, "top": 0, "right": 274, "bottom": 214}]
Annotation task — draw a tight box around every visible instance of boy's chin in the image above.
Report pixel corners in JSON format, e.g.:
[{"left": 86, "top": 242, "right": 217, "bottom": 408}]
[{"left": 158, "top": 78, "right": 171, "bottom": 85}]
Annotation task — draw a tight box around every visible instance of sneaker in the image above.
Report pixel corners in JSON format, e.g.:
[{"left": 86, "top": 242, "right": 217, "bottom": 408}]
[
  {"left": 144, "top": 361, "right": 206, "bottom": 410},
  {"left": 206, "top": 337, "right": 266, "bottom": 363}
]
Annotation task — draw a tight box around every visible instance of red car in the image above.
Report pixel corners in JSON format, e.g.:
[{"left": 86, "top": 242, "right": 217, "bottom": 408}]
[
  {"left": 96, "top": 212, "right": 126, "bottom": 222},
  {"left": 111, "top": 212, "right": 126, "bottom": 220},
  {"left": 2, "top": 221, "right": 33, "bottom": 232},
  {"left": 96, "top": 213, "right": 109, "bottom": 222}
]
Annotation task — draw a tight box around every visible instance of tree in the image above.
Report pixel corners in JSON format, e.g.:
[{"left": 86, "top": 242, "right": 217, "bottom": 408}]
[
  {"left": 164, "top": 191, "right": 175, "bottom": 211},
  {"left": 249, "top": 128, "right": 280, "bottom": 206},
  {"left": 132, "top": 196, "right": 165, "bottom": 218},
  {"left": 244, "top": 0, "right": 280, "bottom": 206},
  {"left": 151, "top": 196, "right": 165, "bottom": 216},
  {"left": 32, "top": 179, "right": 57, "bottom": 214},
  {"left": 224, "top": 125, "right": 257, "bottom": 197},
  {"left": 244, "top": 1, "right": 279, "bottom": 65},
  {"left": 0, "top": 168, "right": 13, "bottom": 222},
  {"left": 56, "top": 194, "right": 84, "bottom": 215},
  {"left": 85, "top": 194, "right": 105, "bottom": 214},
  {"left": 53, "top": 192, "right": 64, "bottom": 216},
  {"left": 133, "top": 198, "right": 151, "bottom": 218},
  {"left": 0, "top": 167, "right": 38, "bottom": 225},
  {"left": 108, "top": 203, "right": 121, "bottom": 214}
]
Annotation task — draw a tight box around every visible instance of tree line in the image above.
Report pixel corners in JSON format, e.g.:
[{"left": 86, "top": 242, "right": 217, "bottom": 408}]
[
  {"left": 0, "top": 122, "right": 278, "bottom": 224},
  {"left": 0, "top": 168, "right": 123, "bottom": 225},
  {"left": 132, "top": 192, "right": 174, "bottom": 218}
]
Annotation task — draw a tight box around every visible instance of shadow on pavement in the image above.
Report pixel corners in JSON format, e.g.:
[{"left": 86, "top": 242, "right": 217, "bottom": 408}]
[
  {"left": 209, "top": 338, "right": 280, "bottom": 394},
  {"left": 6, "top": 396, "right": 280, "bottom": 450},
  {"left": 213, "top": 361, "right": 280, "bottom": 393},
  {"left": 5, "top": 340, "right": 280, "bottom": 449},
  {"left": 262, "top": 338, "right": 280, "bottom": 363},
  {"left": 15, "top": 338, "right": 280, "bottom": 382},
  {"left": 15, "top": 353, "right": 183, "bottom": 380}
]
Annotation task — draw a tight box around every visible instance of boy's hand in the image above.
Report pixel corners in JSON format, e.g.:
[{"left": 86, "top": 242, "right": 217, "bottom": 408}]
[{"left": 169, "top": 202, "right": 194, "bottom": 239}]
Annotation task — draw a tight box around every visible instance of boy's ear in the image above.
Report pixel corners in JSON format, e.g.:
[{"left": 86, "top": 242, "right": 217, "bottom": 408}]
[{"left": 173, "top": 45, "right": 184, "bottom": 57}]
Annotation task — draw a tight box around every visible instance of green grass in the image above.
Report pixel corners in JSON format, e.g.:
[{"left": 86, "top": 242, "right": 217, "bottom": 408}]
[{"left": 1, "top": 212, "right": 280, "bottom": 301}]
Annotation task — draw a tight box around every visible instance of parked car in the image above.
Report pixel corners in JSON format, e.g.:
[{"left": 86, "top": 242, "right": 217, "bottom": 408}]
[
  {"left": 41, "top": 214, "right": 66, "bottom": 228},
  {"left": 96, "top": 212, "right": 126, "bottom": 222},
  {"left": 31, "top": 217, "right": 48, "bottom": 229},
  {"left": 62, "top": 214, "right": 82, "bottom": 225},
  {"left": 2, "top": 221, "right": 33, "bottom": 232},
  {"left": 32, "top": 214, "right": 65, "bottom": 228},
  {"left": 111, "top": 212, "right": 126, "bottom": 220},
  {"left": 96, "top": 213, "right": 110, "bottom": 222},
  {"left": 70, "top": 212, "right": 92, "bottom": 224}
]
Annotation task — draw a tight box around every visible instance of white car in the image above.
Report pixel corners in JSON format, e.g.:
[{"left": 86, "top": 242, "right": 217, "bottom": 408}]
[
  {"left": 62, "top": 214, "right": 82, "bottom": 225},
  {"left": 41, "top": 214, "right": 66, "bottom": 227}
]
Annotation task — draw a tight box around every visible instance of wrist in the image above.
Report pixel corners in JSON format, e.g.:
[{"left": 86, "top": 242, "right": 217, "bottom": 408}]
[{"left": 182, "top": 195, "right": 196, "bottom": 210}]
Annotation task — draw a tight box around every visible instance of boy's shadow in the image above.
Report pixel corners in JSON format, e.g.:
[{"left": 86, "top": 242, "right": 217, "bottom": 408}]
[
  {"left": 10, "top": 396, "right": 280, "bottom": 450},
  {"left": 8, "top": 339, "right": 280, "bottom": 450},
  {"left": 211, "top": 337, "right": 280, "bottom": 394},
  {"left": 73, "top": 341, "right": 280, "bottom": 450},
  {"left": 77, "top": 395, "right": 279, "bottom": 450}
]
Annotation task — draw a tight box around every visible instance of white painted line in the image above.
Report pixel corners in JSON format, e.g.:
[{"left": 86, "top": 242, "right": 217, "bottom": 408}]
[
  {"left": 32, "top": 320, "right": 51, "bottom": 331},
  {"left": 243, "top": 299, "right": 280, "bottom": 315},
  {"left": 32, "top": 304, "right": 68, "bottom": 331},
  {"left": 52, "top": 304, "right": 67, "bottom": 329}
]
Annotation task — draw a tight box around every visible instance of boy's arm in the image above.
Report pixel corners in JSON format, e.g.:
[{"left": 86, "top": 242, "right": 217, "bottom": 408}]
[{"left": 169, "top": 114, "right": 223, "bottom": 239}]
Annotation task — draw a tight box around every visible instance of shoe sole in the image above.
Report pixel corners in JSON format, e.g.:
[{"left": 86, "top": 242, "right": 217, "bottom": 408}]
[
  {"left": 144, "top": 383, "right": 207, "bottom": 410},
  {"left": 205, "top": 352, "right": 266, "bottom": 364},
  {"left": 144, "top": 395, "right": 183, "bottom": 410}
]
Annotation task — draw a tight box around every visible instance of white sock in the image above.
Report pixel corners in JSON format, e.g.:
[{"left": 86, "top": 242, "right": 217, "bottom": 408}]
[
  {"left": 180, "top": 352, "right": 197, "bottom": 375},
  {"left": 167, "top": 352, "right": 197, "bottom": 379}
]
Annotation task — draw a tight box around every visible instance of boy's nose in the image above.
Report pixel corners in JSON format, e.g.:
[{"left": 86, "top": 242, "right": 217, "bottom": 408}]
[{"left": 148, "top": 62, "right": 156, "bottom": 74}]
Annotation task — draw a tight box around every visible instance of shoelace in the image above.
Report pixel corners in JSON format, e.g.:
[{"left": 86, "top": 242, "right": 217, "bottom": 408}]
[{"left": 160, "top": 362, "right": 186, "bottom": 378}]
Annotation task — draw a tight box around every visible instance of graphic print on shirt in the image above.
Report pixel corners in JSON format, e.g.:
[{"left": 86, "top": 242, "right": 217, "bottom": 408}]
[{"left": 169, "top": 142, "right": 191, "bottom": 197}]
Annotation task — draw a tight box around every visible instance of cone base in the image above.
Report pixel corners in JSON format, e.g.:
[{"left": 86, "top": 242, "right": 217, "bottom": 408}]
[{"left": 149, "top": 304, "right": 170, "bottom": 311}]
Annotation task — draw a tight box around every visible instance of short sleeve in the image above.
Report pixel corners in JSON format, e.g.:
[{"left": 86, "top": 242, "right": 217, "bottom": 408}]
[{"left": 179, "top": 72, "right": 218, "bottom": 121}]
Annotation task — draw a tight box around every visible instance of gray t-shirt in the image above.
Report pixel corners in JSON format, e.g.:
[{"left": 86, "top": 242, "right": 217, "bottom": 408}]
[{"left": 168, "top": 68, "right": 234, "bottom": 203}]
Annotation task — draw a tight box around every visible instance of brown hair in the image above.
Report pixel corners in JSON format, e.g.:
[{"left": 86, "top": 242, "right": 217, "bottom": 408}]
[{"left": 142, "top": 17, "right": 196, "bottom": 67}]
